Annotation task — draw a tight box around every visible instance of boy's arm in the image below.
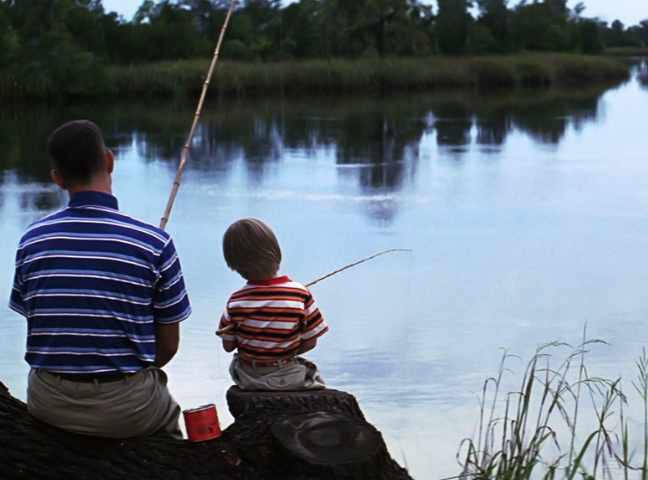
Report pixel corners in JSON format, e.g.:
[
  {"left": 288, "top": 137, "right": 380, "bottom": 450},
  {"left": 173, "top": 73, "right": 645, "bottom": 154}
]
[
  {"left": 300, "top": 291, "right": 329, "bottom": 350},
  {"left": 297, "top": 338, "right": 318, "bottom": 354},
  {"left": 218, "top": 307, "right": 237, "bottom": 352}
]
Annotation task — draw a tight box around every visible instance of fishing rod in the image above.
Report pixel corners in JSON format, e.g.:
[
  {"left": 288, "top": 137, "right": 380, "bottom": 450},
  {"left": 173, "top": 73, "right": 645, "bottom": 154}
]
[
  {"left": 216, "top": 249, "right": 412, "bottom": 337},
  {"left": 160, "top": 0, "right": 238, "bottom": 230}
]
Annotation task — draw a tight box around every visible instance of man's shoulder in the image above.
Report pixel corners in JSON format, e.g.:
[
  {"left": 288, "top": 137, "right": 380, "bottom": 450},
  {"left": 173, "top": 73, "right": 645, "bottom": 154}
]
[
  {"left": 19, "top": 207, "right": 171, "bottom": 249},
  {"left": 20, "top": 208, "right": 70, "bottom": 242},
  {"left": 108, "top": 211, "right": 172, "bottom": 244}
]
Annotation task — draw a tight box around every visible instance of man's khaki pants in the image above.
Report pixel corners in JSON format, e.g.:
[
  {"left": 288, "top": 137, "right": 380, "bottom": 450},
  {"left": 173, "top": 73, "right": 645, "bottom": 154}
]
[{"left": 27, "top": 367, "right": 182, "bottom": 439}]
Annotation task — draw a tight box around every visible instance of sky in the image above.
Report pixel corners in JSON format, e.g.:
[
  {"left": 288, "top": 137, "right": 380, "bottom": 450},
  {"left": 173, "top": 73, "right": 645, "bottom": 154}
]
[{"left": 102, "top": 0, "right": 645, "bottom": 26}]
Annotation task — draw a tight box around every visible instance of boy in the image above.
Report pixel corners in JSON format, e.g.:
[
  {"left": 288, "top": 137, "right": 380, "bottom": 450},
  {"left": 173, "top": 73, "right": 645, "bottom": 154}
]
[{"left": 218, "top": 218, "right": 328, "bottom": 391}]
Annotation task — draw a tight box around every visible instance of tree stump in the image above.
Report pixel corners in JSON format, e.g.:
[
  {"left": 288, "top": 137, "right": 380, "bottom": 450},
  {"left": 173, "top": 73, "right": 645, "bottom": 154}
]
[{"left": 0, "top": 383, "right": 412, "bottom": 480}]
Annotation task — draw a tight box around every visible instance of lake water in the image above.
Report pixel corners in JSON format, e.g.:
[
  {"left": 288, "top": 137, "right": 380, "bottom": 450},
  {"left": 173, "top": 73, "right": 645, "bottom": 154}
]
[{"left": 1, "top": 66, "right": 648, "bottom": 478}]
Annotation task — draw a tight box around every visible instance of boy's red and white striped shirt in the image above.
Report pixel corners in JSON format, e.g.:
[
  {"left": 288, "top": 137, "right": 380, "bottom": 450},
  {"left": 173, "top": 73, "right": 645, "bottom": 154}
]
[{"left": 218, "top": 276, "right": 328, "bottom": 362}]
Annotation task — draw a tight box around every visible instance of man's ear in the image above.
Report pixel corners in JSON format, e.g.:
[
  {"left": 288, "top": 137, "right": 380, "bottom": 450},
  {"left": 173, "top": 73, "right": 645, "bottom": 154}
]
[
  {"left": 105, "top": 149, "right": 115, "bottom": 174},
  {"left": 50, "top": 169, "right": 65, "bottom": 189}
]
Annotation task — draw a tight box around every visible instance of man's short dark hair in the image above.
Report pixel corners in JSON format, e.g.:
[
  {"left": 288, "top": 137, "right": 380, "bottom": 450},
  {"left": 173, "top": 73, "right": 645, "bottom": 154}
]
[{"left": 47, "top": 120, "right": 106, "bottom": 185}]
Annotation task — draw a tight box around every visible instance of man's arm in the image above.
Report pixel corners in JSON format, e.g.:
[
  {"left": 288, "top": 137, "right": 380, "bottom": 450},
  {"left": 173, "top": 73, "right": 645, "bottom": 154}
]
[
  {"left": 155, "top": 323, "right": 179, "bottom": 368},
  {"left": 152, "top": 238, "right": 191, "bottom": 367},
  {"left": 9, "top": 249, "right": 27, "bottom": 317}
]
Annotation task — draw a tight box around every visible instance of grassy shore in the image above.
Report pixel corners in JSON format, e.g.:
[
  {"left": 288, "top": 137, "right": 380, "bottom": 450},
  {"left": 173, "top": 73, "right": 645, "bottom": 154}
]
[
  {"left": 0, "top": 54, "right": 630, "bottom": 100},
  {"left": 605, "top": 47, "right": 648, "bottom": 57}
]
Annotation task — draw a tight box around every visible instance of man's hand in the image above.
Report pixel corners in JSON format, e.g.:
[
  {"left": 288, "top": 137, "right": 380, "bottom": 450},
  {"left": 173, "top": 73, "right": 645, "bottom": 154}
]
[{"left": 155, "top": 323, "right": 180, "bottom": 368}]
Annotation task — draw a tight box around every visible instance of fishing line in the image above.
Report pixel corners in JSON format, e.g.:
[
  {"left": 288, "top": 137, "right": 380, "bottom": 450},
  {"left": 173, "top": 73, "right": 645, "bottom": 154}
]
[{"left": 216, "top": 248, "right": 412, "bottom": 336}]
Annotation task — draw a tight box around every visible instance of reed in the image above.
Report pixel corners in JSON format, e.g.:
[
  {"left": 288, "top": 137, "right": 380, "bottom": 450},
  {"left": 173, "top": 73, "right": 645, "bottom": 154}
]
[
  {"left": 455, "top": 335, "right": 648, "bottom": 480},
  {"left": 108, "top": 55, "right": 629, "bottom": 99},
  {"left": 605, "top": 48, "right": 648, "bottom": 57},
  {"left": 0, "top": 54, "right": 629, "bottom": 99}
]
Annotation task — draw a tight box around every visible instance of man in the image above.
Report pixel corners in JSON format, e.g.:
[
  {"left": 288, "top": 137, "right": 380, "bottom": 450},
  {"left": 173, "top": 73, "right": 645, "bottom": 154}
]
[{"left": 9, "top": 120, "right": 191, "bottom": 438}]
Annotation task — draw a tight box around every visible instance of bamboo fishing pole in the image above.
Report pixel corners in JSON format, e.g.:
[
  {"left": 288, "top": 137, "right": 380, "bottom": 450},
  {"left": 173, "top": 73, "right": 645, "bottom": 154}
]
[
  {"left": 160, "top": 0, "right": 238, "bottom": 230},
  {"left": 216, "top": 249, "right": 412, "bottom": 336}
]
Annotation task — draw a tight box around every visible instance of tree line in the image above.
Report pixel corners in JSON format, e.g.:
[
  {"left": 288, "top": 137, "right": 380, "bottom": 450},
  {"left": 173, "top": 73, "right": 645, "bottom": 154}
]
[{"left": 0, "top": 0, "right": 646, "bottom": 94}]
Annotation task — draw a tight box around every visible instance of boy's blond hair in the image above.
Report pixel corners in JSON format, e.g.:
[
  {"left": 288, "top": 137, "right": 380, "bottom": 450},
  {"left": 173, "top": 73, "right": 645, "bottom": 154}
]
[{"left": 223, "top": 218, "right": 282, "bottom": 282}]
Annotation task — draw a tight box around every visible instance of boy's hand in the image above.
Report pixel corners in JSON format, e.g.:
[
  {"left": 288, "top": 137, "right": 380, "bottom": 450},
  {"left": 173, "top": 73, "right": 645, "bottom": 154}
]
[
  {"left": 215, "top": 324, "right": 235, "bottom": 337},
  {"left": 215, "top": 325, "right": 237, "bottom": 352},
  {"left": 222, "top": 339, "right": 237, "bottom": 352},
  {"left": 297, "top": 338, "right": 317, "bottom": 355}
]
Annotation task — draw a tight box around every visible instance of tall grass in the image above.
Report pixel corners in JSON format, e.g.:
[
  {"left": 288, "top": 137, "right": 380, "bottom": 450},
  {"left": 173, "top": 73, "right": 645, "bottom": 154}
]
[
  {"left": 108, "top": 54, "right": 629, "bottom": 99},
  {"left": 454, "top": 335, "right": 648, "bottom": 480},
  {"left": 0, "top": 54, "right": 629, "bottom": 99},
  {"left": 605, "top": 48, "right": 648, "bottom": 57}
]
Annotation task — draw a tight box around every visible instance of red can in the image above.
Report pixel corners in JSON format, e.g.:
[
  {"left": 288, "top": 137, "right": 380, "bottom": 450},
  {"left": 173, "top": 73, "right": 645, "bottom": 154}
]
[{"left": 183, "top": 404, "right": 222, "bottom": 442}]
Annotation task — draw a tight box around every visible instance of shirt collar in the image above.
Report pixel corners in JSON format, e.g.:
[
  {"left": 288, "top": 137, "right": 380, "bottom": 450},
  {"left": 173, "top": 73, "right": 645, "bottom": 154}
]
[
  {"left": 248, "top": 275, "right": 291, "bottom": 286},
  {"left": 68, "top": 191, "right": 119, "bottom": 211}
]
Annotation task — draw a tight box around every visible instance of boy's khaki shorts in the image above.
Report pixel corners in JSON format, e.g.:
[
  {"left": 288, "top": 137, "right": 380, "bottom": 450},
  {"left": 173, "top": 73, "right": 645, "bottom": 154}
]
[{"left": 230, "top": 354, "right": 325, "bottom": 391}]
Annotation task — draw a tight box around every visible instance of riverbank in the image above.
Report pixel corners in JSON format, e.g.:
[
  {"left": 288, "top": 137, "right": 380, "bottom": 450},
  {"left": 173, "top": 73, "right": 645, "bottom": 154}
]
[
  {"left": 605, "top": 47, "right": 648, "bottom": 56},
  {"left": 0, "top": 54, "right": 630, "bottom": 100}
]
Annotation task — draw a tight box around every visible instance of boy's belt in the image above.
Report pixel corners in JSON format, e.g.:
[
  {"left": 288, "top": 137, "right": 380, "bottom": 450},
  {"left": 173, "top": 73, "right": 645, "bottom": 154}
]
[{"left": 239, "top": 357, "right": 295, "bottom": 368}]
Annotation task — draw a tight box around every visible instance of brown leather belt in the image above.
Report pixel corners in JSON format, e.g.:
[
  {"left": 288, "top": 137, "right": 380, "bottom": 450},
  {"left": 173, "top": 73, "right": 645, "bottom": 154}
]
[
  {"left": 44, "top": 370, "right": 136, "bottom": 384},
  {"left": 239, "top": 357, "right": 295, "bottom": 368}
]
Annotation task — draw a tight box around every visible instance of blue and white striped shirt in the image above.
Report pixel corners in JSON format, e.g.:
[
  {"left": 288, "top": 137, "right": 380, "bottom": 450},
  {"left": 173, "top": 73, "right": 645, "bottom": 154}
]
[{"left": 9, "top": 191, "right": 192, "bottom": 374}]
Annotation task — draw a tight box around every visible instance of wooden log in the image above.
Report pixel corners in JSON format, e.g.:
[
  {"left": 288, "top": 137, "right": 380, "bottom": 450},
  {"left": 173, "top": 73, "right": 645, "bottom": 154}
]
[{"left": 0, "top": 383, "right": 412, "bottom": 480}]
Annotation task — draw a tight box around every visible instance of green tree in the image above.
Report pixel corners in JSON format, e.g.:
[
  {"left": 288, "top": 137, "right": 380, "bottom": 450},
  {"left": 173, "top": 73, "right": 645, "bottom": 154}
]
[
  {"left": 640, "top": 20, "right": 648, "bottom": 44},
  {"left": 0, "top": 8, "right": 20, "bottom": 67},
  {"left": 511, "top": 2, "right": 568, "bottom": 51},
  {"left": 476, "top": 0, "right": 509, "bottom": 51},
  {"left": 436, "top": 0, "right": 473, "bottom": 54},
  {"left": 135, "top": 1, "right": 208, "bottom": 60},
  {"left": 545, "top": 0, "right": 568, "bottom": 19},
  {"left": 579, "top": 19, "right": 603, "bottom": 53},
  {"left": 604, "top": 20, "right": 627, "bottom": 47},
  {"left": 278, "top": 0, "right": 324, "bottom": 58}
]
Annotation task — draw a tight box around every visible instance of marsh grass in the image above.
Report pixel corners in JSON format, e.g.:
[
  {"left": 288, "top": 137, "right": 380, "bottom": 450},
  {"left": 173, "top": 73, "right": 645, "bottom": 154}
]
[
  {"left": 108, "top": 55, "right": 628, "bottom": 99},
  {"left": 454, "top": 335, "right": 648, "bottom": 480},
  {"left": 605, "top": 48, "right": 648, "bottom": 57},
  {"left": 0, "top": 54, "right": 629, "bottom": 99}
]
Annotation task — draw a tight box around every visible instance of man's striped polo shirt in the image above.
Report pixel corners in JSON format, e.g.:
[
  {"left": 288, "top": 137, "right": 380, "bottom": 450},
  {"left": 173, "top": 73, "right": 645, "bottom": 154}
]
[
  {"left": 9, "top": 191, "right": 191, "bottom": 374},
  {"left": 219, "top": 276, "right": 328, "bottom": 362}
]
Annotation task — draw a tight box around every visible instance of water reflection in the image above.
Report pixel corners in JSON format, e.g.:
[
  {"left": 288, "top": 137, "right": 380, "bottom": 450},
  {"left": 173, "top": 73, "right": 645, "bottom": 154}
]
[
  {"left": 476, "top": 112, "right": 510, "bottom": 148},
  {"left": 0, "top": 83, "right": 612, "bottom": 222},
  {"left": 639, "top": 60, "right": 648, "bottom": 90},
  {"left": 335, "top": 112, "right": 422, "bottom": 190}
]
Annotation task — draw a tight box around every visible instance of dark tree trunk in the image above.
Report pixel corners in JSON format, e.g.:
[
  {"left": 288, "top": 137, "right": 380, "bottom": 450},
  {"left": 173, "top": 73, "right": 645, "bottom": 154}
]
[{"left": 0, "top": 382, "right": 412, "bottom": 480}]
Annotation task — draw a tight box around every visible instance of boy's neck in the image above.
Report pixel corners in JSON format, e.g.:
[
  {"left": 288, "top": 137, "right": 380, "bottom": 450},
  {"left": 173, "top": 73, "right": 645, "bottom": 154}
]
[{"left": 247, "top": 275, "right": 289, "bottom": 286}]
